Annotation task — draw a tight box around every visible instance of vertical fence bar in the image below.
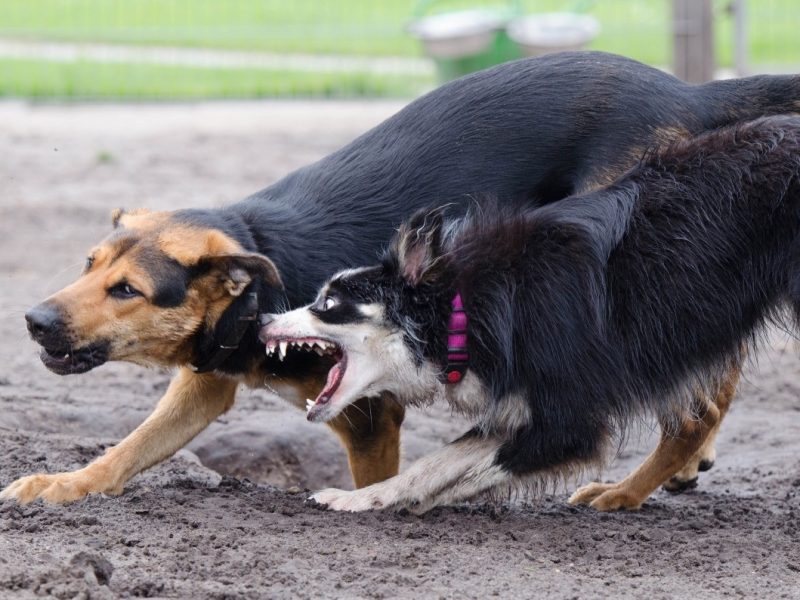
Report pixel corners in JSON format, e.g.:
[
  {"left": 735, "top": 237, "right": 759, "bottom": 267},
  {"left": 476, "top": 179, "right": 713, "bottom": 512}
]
[
  {"left": 732, "top": 0, "right": 748, "bottom": 76},
  {"left": 672, "top": 0, "right": 715, "bottom": 82}
]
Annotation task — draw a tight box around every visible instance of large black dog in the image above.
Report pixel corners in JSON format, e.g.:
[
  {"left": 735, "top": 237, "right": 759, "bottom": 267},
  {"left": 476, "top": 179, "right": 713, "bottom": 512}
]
[
  {"left": 262, "top": 116, "right": 800, "bottom": 513},
  {"left": 5, "top": 52, "right": 799, "bottom": 505}
]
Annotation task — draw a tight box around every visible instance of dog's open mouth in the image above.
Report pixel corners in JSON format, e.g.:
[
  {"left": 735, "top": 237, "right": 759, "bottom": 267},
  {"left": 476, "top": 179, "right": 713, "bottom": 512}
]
[
  {"left": 39, "top": 343, "right": 109, "bottom": 375},
  {"left": 264, "top": 337, "right": 347, "bottom": 413}
]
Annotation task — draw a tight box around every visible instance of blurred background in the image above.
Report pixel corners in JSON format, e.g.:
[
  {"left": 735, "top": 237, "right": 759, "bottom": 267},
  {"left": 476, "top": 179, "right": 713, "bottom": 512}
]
[{"left": 0, "top": 0, "right": 798, "bottom": 102}]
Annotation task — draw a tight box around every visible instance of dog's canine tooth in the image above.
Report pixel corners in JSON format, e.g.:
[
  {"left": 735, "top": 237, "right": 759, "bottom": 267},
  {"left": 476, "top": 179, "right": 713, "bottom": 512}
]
[
  {"left": 306, "top": 398, "right": 315, "bottom": 411},
  {"left": 279, "top": 341, "right": 288, "bottom": 358}
]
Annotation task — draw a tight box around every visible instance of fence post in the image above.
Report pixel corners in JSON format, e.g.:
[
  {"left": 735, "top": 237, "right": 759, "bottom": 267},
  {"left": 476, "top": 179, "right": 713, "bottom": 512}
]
[
  {"left": 672, "top": 0, "right": 715, "bottom": 82},
  {"left": 732, "top": 0, "right": 748, "bottom": 76}
]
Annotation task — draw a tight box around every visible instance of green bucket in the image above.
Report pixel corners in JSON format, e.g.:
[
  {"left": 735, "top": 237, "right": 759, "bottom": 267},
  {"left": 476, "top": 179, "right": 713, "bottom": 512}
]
[{"left": 408, "top": 1, "right": 523, "bottom": 82}]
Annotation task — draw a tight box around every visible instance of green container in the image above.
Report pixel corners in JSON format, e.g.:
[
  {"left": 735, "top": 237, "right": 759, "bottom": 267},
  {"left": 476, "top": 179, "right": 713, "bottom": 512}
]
[
  {"left": 408, "top": 1, "right": 523, "bottom": 82},
  {"left": 433, "top": 28, "right": 521, "bottom": 81}
]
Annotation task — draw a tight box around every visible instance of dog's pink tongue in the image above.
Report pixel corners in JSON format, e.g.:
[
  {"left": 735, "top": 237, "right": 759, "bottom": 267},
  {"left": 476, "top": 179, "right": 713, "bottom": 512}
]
[{"left": 318, "top": 362, "right": 342, "bottom": 405}]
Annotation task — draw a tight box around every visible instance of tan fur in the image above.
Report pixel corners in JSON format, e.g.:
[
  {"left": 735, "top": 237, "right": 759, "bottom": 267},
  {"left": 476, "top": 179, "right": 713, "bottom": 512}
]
[
  {"left": 568, "top": 365, "right": 740, "bottom": 511},
  {"left": 663, "top": 367, "right": 738, "bottom": 490},
  {"left": 327, "top": 395, "right": 405, "bottom": 488},
  {"left": 1, "top": 209, "right": 404, "bottom": 504}
]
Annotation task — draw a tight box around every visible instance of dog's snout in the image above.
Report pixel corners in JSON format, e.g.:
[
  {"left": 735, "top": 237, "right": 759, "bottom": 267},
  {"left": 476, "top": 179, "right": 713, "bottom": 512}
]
[
  {"left": 25, "top": 303, "right": 65, "bottom": 342},
  {"left": 257, "top": 313, "right": 276, "bottom": 344}
]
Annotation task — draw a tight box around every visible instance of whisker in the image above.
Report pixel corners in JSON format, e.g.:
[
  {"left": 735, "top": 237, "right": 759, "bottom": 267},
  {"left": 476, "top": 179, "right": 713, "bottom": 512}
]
[
  {"left": 41, "top": 260, "right": 83, "bottom": 295},
  {"left": 340, "top": 410, "right": 355, "bottom": 431},
  {"left": 348, "top": 402, "right": 369, "bottom": 420}
]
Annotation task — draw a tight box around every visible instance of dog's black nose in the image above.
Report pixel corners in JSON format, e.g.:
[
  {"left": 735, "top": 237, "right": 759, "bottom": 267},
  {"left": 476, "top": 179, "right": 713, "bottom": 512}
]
[{"left": 25, "top": 303, "right": 63, "bottom": 341}]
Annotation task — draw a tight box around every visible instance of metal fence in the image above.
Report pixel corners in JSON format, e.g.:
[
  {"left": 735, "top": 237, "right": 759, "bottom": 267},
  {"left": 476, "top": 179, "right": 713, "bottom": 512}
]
[{"left": 0, "top": 0, "right": 797, "bottom": 100}]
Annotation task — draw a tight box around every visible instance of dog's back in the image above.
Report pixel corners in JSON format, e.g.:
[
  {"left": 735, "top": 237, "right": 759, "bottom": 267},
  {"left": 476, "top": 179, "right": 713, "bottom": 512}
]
[
  {"left": 237, "top": 52, "right": 800, "bottom": 307},
  {"left": 450, "top": 116, "right": 800, "bottom": 444},
  {"left": 606, "top": 116, "right": 800, "bottom": 398}
]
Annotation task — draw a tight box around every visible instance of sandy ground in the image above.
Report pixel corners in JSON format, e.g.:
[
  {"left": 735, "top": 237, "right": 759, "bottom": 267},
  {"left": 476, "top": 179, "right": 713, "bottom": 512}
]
[{"left": 0, "top": 100, "right": 798, "bottom": 599}]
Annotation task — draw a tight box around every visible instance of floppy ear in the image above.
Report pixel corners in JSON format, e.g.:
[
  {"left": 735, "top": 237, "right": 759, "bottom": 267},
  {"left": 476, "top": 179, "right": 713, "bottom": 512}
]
[
  {"left": 198, "top": 253, "right": 283, "bottom": 297},
  {"left": 393, "top": 208, "right": 445, "bottom": 285}
]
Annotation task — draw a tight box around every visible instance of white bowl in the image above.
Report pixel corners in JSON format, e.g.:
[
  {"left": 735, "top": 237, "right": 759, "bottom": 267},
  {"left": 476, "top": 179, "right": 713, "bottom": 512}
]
[
  {"left": 507, "top": 13, "right": 600, "bottom": 56},
  {"left": 408, "top": 10, "right": 507, "bottom": 59}
]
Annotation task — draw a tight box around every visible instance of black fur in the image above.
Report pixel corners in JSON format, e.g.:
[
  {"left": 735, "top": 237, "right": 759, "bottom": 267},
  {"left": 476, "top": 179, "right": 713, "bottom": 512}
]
[
  {"left": 360, "top": 116, "right": 800, "bottom": 477},
  {"left": 178, "top": 51, "right": 800, "bottom": 375}
]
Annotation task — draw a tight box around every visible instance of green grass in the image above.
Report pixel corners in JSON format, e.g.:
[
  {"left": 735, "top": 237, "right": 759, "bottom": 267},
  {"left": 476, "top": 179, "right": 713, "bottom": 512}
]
[
  {"left": 0, "top": 1, "right": 798, "bottom": 99},
  {"left": 0, "top": 58, "right": 432, "bottom": 99},
  {"left": 0, "top": 0, "right": 421, "bottom": 56}
]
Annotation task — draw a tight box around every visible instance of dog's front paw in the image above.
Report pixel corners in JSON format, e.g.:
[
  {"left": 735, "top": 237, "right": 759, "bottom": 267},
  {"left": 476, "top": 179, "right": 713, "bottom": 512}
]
[
  {"left": 309, "top": 487, "right": 388, "bottom": 512},
  {"left": 1, "top": 467, "right": 121, "bottom": 505},
  {"left": 568, "top": 482, "right": 645, "bottom": 512}
]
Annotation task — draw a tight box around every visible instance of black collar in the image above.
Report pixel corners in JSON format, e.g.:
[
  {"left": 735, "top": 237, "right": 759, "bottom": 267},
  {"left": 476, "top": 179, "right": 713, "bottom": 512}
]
[{"left": 190, "top": 290, "right": 259, "bottom": 374}]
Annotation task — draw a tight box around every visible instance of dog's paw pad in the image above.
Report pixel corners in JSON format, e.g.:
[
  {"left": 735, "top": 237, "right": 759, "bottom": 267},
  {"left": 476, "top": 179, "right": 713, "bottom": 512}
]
[{"left": 662, "top": 475, "right": 698, "bottom": 494}]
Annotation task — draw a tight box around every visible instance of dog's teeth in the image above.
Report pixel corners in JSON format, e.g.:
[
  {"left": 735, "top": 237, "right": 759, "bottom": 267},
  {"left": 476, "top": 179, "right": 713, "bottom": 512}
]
[
  {"left": 313, "top": 346, "right": 324, "bottom": 356},
  {"left": 63, "top": 353, "right": 69, "bottom": 359},
  {"left": 279, "top": 341, "right": 288, "bottom": 359},
  {"left": 306, "top": 398, "right": 315, "bottom": 411}
]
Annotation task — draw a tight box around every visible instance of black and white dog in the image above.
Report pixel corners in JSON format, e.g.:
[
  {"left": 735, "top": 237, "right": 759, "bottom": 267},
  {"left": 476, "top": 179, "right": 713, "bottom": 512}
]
[{"left": 260, "top": 116, "right": 800, "bottom": 513}]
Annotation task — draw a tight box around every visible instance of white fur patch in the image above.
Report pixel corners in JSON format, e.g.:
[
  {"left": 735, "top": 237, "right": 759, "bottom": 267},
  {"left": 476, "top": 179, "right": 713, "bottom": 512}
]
[{"left": 311, "top": 434, "right": 509, "bottom": 513}]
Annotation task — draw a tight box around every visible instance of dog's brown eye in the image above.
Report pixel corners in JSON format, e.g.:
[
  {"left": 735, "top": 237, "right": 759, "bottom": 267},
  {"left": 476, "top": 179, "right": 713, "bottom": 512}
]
[
  {"left": 108, "top": 282, "right": 141, "bottom": 300},
  {"left": 84, "top": 256, "right": 94, "bottom": 271}
]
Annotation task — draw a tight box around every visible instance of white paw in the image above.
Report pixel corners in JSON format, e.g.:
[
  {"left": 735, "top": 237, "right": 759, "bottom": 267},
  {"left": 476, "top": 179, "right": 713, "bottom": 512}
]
[{"left": 310, "top": 487, "right": 388, "bottom": 512}]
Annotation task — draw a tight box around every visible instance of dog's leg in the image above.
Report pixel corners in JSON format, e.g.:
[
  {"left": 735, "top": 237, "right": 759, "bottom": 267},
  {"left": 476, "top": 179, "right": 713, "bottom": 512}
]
[
  {"left": 311, "top": 430, "right": 507, "bottom": 513},
  {"left": 1, "top": 368, "right": 236, "bottom": 504},
  {"left": 568, "top": 397, "right": 721, "bottom": 511},
  {"left": 327, "top": 394, "right": 405, "bottom": 488},
  {"left": 663, "top": 365, "right": 739, "bottom": 492}
]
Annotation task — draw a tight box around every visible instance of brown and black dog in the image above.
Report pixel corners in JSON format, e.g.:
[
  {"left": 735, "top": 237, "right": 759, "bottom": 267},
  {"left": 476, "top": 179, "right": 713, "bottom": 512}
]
[{"left": 3, "top": 52, "right": 799, "bottom": 505}]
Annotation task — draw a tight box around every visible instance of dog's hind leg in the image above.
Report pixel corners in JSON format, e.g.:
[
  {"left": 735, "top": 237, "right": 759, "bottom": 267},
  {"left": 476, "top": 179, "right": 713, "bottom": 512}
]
[
  {"left": 662, "top": 365, "right": 739, "bottom": 492},
  {"left": 569, "top": 394, "right": 722, "bottom": 511},
  {"left": 0, "top": 368, "right": 237, "bottom": 504},
  {"left": 327, "top": 394, "right": 405, "bottom": 488}
]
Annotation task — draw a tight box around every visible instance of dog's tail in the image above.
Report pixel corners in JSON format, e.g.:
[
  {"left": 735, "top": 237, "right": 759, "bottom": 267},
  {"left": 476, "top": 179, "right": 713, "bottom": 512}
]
[{"left": 699, "top": 73, "right": 800, "bottom": 127}]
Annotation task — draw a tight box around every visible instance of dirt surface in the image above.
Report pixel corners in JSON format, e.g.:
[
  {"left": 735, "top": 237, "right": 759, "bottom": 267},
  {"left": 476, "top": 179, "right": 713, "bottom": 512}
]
[{"left": 0, "top": 100, "right": 798, "bottom": 599}]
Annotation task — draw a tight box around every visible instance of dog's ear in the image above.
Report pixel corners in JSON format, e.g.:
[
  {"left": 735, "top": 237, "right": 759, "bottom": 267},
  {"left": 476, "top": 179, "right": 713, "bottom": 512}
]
[
  {"left": 111, "top": 207, "right": 153, "bottom": 229},
  {"left": 394, "top": 208, "right": 445, "bottom": 285},
  {"left": 111, "top": 208, "right": 125, "bottom": 228},
  {"left": 198, "top": 253, "right": 283, "bottom": 297}
]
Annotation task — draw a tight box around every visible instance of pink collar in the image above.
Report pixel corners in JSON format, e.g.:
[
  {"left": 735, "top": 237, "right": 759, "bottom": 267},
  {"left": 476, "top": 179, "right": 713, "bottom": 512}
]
[{"left": 443, "top": 293, "right": 469, "bottom": 384}]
